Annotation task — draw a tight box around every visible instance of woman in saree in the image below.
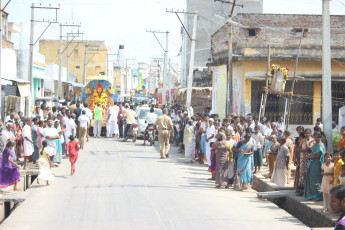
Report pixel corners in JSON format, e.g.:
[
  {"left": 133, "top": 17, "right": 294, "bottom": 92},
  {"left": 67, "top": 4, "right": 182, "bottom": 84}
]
[
  {"left": 298, "top": 128, "right": 315, "bottom": 196},
  {"left": 294, "top": 126, "right": 305, "bottom": 195},
  {"left": 235, "top": 133, "right": 255, "bottom": 189},
  {"left": 271, "top": 137, "right": 290, "bottom": 187},
  {"left": 304, "top": 132, "right": 326, "bottom": 201},
  {"left": 37, "top": 121, "right": 45, "bottom": 150},
  {"left": 14, "top": 117, "right": 23, "bottom": 160},
  {"left": 213, "top": 132, "right": 231, "bottom": 188}
]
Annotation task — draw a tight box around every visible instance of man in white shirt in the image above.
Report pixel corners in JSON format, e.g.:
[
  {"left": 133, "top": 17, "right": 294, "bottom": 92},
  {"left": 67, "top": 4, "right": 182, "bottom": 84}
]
[
  {"left": 124, "top": 105, "right": 138, "bottom": 138},
  {"left": 32, "top": 107, "right": 44, "bottom": 121},
  {"left": 252, "top": 126, "right": 265, "bottom": 174},
  {"left": 113, "top": 102, "right": 120, "bottom": 137},
  {"left": 22, "top": 117, "right": 34, "bottom": 170},
  {"left": 205, "top": 118, "right": 216, "bottom": 167},
  {"left": 65, "top": 114, "right": 76, "bottom": 144},
  {"left": 2, "top": 122, "right": 16, "bottom": 148},
  {"left": 82, "top": 103, "right": 92, "bottom": 142},
  {"left": 78, "top": 110, "right": 90, "bottom": 149},
  {"left": 143, "top": 108, "right": 158, "bottom": 145},
  {"left": 44, "top": 118, "right": 60, "bottom": 159},
  {"left": 4, "top": 113, "right": 15, "bottom": 124},
  {"left": 276, "top": 115, "right": 286, "bottom": 133}
]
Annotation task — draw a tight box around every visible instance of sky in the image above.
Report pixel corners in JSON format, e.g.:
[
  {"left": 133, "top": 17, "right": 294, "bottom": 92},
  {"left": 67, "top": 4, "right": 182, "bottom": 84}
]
[{"left": 5, "top": 0, "right": 345, "bottom": 67}]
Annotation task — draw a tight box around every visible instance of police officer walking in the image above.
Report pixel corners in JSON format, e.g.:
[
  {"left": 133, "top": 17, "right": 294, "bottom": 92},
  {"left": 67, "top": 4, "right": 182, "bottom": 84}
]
[{"left": 155, "top": 108, "right": 174, "bottom": 159}]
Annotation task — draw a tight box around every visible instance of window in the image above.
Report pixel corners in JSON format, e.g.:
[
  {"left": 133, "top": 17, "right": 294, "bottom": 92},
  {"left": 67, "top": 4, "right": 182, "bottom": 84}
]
[
  {"left": 291, "top": 28, "right": 308, "bottom": 37},
  {"left": 76, "top": 65, "right": 80, "bottom": 69},
  {"left": 248, "top": 29, "right": 256, "bottom": 36},
  {"left": 74, "top": 49, "right": 78, "bottom": 54},
  {"left": 247, "top": 28, "right": 260, "bottom": 37}
]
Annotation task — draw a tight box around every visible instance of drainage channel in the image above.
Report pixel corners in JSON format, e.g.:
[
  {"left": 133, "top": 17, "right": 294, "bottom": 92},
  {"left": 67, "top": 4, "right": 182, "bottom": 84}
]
[
  {"left": 268, "top": 195, "right": 335, "bottom": 228},
  {"left": 254, "top": 175, "right": 336, "bottom": 229},
  {"left": 0, "top": 173, "right": 38, "bottom": 223}
]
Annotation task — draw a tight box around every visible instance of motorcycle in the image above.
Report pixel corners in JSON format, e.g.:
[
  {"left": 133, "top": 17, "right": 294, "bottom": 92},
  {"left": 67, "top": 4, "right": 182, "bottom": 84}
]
[
  {"left": 124, "top": 120, "right": 138, "bottom": 142},
  {"left": 145, "top": 126, "right": 156, "bottom": 146}
]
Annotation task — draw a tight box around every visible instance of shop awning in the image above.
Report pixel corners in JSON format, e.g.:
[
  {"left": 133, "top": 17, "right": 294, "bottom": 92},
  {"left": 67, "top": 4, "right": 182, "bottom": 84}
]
[
  {"left": 17, "top": 83, "right": 31, "bottom": 97},
  {"left": 62, "top": 81, "right": 85, "bottom": 88}
]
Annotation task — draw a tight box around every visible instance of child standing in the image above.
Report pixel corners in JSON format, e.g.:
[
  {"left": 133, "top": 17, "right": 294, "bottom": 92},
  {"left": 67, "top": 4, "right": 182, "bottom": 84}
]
[
  {"left": 208, "top": 142, "right": 216, "bottom": 180},
  {"left": 37, "top": 140, "right": 55, "bottom": 186},
  {"left": 252, "top": 126, "right": 264, "bottom": 174},
  {"left": 333, "top": 150, "right": 344, "bottom": 185},
  {"left": 66, "top": 135, "right": 80, "bottom": 176},
  {"left": 338, "top": 165, "right": 345, "bottom": 185},
  {"left": 320, "top": 153, "right": 334, "bottom": 213}
]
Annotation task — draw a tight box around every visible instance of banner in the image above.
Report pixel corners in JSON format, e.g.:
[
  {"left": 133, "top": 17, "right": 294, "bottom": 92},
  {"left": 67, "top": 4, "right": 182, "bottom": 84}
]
[{"left": 212, "top": 65, "right": 227, "bottom": 120}]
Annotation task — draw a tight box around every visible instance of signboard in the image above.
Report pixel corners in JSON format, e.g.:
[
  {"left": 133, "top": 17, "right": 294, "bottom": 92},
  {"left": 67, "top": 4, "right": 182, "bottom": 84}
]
[{"left": 212, "top": 65, "right": 227, "bottom": 120}]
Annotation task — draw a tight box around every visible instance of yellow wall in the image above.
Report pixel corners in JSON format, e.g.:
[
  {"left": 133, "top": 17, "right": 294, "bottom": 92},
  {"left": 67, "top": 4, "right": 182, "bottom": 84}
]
[
  {"left": 39, "top": 40, "right": 108, "bottom": 84},
  {"left": 235, "top": 59, "right": 345, "bottom": 117}
]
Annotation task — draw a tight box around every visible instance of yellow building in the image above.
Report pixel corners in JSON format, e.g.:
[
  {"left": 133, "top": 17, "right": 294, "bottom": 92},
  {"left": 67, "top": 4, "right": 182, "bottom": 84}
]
[
  {"left": 39, "top": 39, "right": 108, "bottom": 84},
  {"left": 210, "top": 14, "right": 345, "bottom": 125}
]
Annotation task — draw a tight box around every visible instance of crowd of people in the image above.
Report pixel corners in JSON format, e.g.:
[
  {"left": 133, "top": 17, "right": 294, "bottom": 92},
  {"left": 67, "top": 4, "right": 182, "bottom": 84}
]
[
  {"left": 167, "top": 106, "right": 345, "bottom": 219},
  {"left": 1, "top": 100, "right": 345, "bottom": 228},
  {"left": 0, "top": 100, "right": 87, "bottom": 189}
]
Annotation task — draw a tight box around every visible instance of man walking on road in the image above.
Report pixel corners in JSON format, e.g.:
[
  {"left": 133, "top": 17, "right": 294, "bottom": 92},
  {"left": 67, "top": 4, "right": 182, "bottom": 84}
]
[
  {"left": 124, "top": 105, "right": 137, "bottom": 139},
  {"left": 155, "top": 108, "right": 174, "bottom": 159},
  {"left": 94, "top": 103, "right": 103, "bottom": 138}
]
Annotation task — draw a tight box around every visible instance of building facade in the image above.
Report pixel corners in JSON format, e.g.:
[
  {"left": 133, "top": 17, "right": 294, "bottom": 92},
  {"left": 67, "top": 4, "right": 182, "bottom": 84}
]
[
  {"left": 210, "top": 13, "right": 345, "bottom": 124},
  {"left": 39, "top": 40, "right": 108, "bottom": 84}
]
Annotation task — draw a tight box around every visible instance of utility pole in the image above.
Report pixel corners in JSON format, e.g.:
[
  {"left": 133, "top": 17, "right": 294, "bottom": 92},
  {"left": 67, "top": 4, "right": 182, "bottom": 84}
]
[
  {"left": 261, "top": 45, "right": 270, "bottom": 118},
  {"left": 58, "top": 24, "right": 81, "bottom": 98},
  {"left": 286, "top": 36, "right": 303, "bottom": 130},
  {"left": 214, "top": 0, "right": 243, "bottom": 115},
  {"left": 186, "top": 12, "right": 198, "bottom": 111},
  {"left": 28, "top": 3, "right": 35, "bottom": 100},
  {"left": 28, "top": 4, "right": 59, "bottom": 105},
  {"left": 163, "top": 32, "right": 169, "bottom": 105},
  {"left": 82, "top": 44, "right": 88, "bottom": 85},
  {"left": 166, "top": 10, "right": 199, "bottom": 111},
  {"left": 146, "top": 30, "right": 169, "bottom": 105},
  {"left": 322, "top": 0, "right": 333, "bottom": 152}
]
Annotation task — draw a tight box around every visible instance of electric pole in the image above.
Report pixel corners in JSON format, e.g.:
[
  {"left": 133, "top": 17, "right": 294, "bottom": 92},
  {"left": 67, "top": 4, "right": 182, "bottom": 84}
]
[
  {"left": 214, "top": 0, "right": 243, "bottom": 115},
  {"left": 322, "top": 0, "right": 333, "bottom": 152},
  {"left": 58, "top": 24, "right": 81, "bottom": 98},
  {"left": 186, "top": 12, "right": 198, "bottom": 111},
  {"left": 82, "top": 44, "right": 88, "bottom": 85},
  {"left": 28, "top": 4, "right": 59, "bottom": 108},
  {"left": 166, "top": 10, "right": 199, "bottom": 112},
  {"left": 146, "top": 30, "right": 169, "bottom": 105}
]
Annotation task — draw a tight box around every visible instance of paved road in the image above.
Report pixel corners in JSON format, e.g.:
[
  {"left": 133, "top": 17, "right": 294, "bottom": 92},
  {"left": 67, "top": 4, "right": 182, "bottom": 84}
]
[{"left": 1, "top": 138, "right": 308, "bottom": 230}]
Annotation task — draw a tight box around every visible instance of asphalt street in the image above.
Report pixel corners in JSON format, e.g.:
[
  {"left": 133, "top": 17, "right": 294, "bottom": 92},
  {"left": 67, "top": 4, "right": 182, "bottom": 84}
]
[{"left": 1, "top": 137, "right": 308, "bottom": 230}]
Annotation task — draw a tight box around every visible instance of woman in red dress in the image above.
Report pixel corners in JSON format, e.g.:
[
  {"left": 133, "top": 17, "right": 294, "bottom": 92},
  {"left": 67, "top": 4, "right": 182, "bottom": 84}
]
[{"left": 66, "top": 135, "right": 80, "bottom": 176}]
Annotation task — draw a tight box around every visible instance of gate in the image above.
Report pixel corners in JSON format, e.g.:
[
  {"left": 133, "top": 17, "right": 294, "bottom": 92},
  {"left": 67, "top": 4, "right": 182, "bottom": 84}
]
[{"left": 251, "top": 81, "right": 313, "bottom": 125}]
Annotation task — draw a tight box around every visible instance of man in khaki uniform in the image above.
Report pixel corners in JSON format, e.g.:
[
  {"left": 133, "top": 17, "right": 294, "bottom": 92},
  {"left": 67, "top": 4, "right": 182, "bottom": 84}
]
[{"left": 155, "top": 108, "right": 174, "bottom": 159}]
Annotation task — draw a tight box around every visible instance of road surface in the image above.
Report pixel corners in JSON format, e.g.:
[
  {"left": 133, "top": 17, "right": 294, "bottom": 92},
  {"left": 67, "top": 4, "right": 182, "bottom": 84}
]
[{"left": 1, "top": 138, "right": 308, "bottom": 230}]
